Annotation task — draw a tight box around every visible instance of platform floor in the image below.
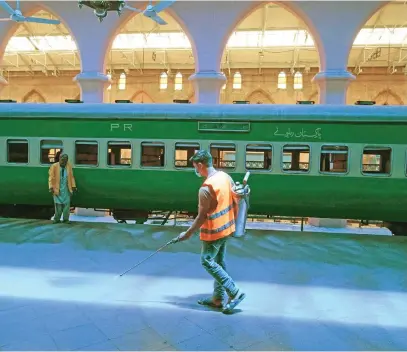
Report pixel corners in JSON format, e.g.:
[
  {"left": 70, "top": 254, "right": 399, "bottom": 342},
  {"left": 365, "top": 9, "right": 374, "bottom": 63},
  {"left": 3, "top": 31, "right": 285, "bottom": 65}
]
[
  {"left": 0, "top": 218, "right": 406, "bottom": 351},
  {"left": 68, "top": 213, "right": 393, "bottom": 236}
]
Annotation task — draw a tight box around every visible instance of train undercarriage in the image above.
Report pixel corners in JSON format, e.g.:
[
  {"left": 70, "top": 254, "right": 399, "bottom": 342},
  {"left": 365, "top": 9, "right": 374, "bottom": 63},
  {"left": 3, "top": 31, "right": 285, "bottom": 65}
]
[
  {"left": 0, "top": 204, "right": 55, "bottom": 220},
  {"left": 382, "top": 221, "right": 407, "bottom": 236},
  {"left": 0, "top": 203, "right": 406, "bottom": 236}
]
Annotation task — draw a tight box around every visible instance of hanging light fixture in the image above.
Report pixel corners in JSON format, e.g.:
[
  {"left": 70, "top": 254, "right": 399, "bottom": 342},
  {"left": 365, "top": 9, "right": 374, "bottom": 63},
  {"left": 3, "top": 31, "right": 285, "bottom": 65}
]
[{"left": 78, "top": 1, "right": 126, "bottom": 22}]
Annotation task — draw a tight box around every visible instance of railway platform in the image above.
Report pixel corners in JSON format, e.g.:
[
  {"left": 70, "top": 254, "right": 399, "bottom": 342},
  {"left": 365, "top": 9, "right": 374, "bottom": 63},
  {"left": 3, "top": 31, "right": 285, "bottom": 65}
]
[{"left": 0, "top": 217, "right": 406, "bottom": 351}]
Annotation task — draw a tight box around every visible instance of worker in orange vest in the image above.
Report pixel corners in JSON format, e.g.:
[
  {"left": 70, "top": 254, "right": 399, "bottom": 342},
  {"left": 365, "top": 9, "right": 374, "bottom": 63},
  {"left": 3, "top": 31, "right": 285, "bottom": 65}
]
[{"left": 173, "top": 150, "right": 246, "bottom": 313}]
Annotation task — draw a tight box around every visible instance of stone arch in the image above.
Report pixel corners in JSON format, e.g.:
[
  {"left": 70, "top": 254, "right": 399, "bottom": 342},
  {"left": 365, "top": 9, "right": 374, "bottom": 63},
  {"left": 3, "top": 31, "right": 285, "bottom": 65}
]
[
  {"left": 373, "top": 89, "right": 404, "bottom": 105},
  {"left": 346, "top": 1, "right": 391, "bottom": 62},
  {"left": 188, "top": 92, "right": 195, "bottom": 103},
  {"left": 246, "top": 89, "right": 275, "bottom": 104},
  {"left": 130, "top": 90, "right": 155, "bottom": 103},
  {"left": 103, "top": 2, "right": 196, "bottom": 74},
  {"left": 0, "top": 3, "right": 81, "bottom": 69},
  {"left": 308, "top": 91, "right": 319, "bottom": 102},
  {"left": 219, "top": 2, "right": 323, "bottom": 73},
  {"left": 22, "top": 89, "right": 46, "bottom": 103}
]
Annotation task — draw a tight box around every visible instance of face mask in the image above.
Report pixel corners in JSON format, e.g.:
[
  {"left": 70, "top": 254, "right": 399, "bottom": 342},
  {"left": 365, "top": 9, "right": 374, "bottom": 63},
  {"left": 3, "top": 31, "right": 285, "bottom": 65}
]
[{"left": 194, "top": 168, "right": 202, "bottom": 177}]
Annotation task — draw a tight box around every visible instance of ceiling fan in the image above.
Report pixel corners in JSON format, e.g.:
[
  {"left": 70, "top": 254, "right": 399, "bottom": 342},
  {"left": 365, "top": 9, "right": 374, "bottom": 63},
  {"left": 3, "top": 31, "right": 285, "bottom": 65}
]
[
  {"left": 124, "top": 0, "right": 176, "bottom": 25},
  {"left": 0, "top": 0, "right": 61, "bottom": 24}
]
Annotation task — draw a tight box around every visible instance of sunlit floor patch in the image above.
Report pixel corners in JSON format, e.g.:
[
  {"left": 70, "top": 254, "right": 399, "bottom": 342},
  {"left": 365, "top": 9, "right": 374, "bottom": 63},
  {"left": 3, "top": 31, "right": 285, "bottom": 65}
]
[{"left": 0, "top": 218, "right": 406, "bottom": 351}]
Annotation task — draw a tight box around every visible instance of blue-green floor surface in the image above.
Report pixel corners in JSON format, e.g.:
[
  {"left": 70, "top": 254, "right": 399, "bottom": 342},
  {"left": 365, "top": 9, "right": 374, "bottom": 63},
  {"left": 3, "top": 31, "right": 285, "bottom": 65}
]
[{"left": 0, "top": 218, "right": 406, "bottom": 351}]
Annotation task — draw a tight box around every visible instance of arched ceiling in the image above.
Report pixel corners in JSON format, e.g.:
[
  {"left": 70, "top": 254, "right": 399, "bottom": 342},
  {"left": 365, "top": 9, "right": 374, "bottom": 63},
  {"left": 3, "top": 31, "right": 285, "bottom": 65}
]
[{"left": 1, "top": 1, "right": 406, "bottom": 75}]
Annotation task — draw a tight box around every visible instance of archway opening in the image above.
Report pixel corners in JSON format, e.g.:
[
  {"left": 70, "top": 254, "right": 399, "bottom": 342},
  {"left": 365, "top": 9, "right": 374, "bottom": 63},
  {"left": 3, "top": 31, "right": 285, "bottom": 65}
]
[
  {"left": 23, "top": 89, "right": 46, "bottom": 103},
  {"left": 131, "top": 90, "right": 154, "bottom": 103},
  {"left": 0, "top": 9, "right": 80, "bottom": 102},
  {"left": 347, "top": 1, "right": 406, "bottom": 105},
  {"left": 105, "top": 11, "right": 195, "bottom": 103},
  {"left": 220, "top": 3, "right": 320, "bottom": 104}
]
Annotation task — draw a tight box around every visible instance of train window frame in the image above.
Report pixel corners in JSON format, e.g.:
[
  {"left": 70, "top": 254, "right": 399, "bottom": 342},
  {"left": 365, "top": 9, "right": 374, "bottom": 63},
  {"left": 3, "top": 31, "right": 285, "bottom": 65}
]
[
  {"left": 245, "top": 144, "right": 272, "bottom": 172},
  {"left": 6, "top": 139, "right": 29, "bottom": 165},
  {"left": 318, "top": 144, "right": 350, "bottom": 175},
  {"left": 74, "top": 140, "right": 99, "bottom": 167},
  {"left": 361, "top": 145, "right": 392, "bottom": 177},
  {"left": 209, "top": 143, "right": 237, "bottom": 170},
  {"left": 140, "top": 141, "right": 166, "bottom": 168},
  {"left": 281, "top": 144, "right": 311, "bottom": 174},
  {"left": 40, "top": 140, "right": 63, "bottom": 165},
  {"left": 174, "top": 142, "right": 201, "bottom": 169},
  {"left": 106, "top": 141, "right": 132, "bottom": 168}
]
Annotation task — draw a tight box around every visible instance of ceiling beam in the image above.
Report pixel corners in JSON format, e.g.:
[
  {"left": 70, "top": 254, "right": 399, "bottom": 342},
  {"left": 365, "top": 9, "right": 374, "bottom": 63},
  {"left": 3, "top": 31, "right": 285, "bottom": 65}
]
[
  {"left": 22, "top": 23, "right": 59, "bottom": 74},
  {"left": 257, "top": 4, "right": 267, "bottom": 74},
  {"left": 353, "top": 7, "right": 385, "bottom": 73}
]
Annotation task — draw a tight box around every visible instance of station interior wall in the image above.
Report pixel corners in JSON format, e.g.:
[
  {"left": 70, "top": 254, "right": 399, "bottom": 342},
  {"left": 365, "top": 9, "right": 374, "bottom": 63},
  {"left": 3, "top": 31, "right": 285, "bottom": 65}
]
[{"left": 1, "top": 67, "right": 405, "bottom": 105}]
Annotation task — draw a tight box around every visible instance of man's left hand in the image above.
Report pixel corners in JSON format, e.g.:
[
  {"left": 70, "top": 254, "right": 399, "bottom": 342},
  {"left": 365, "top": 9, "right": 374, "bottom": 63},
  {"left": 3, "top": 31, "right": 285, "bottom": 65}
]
[{"left": 172, "top": 231, "right": 191, "bottom": 243}]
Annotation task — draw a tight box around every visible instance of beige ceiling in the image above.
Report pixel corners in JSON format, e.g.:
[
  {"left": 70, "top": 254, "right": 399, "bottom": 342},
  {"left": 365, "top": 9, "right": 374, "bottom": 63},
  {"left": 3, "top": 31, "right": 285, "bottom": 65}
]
[{"left": 1, "top": 1, "right": 406, "bottom": 75}]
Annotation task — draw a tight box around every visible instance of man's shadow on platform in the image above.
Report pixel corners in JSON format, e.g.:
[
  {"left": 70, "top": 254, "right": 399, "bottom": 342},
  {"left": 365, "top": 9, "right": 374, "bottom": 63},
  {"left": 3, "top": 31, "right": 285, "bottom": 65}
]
[{"left": 165, "top": 293, "right": 243, "bottom": 315}]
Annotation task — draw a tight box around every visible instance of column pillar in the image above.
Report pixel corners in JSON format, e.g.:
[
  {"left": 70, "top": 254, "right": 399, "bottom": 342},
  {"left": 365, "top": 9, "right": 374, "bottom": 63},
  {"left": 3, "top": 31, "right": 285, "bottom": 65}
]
[
  {"left": 73, "top": 72, "right": 110, "bottom": 217},
  {"left": 189, "top": 71, "right": 226, "bottom": 104},
  {"left": 309, "top": 70, "right": 355, "bottom": 229},
  {"left": 73, "top": 71, "right": 111, "bottom": 103},
  {"left": 312, "top": 70, "right": 355, "bottom": 104},
  {"left": 0, "top": 76, "right": 8, "bottom": 94}
]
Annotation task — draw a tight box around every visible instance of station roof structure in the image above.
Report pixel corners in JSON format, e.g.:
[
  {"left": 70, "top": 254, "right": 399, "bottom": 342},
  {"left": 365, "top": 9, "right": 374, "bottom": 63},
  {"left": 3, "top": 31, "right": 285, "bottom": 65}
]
[{"left": 1, "top": 1, "right": 407, "bottom": 75}]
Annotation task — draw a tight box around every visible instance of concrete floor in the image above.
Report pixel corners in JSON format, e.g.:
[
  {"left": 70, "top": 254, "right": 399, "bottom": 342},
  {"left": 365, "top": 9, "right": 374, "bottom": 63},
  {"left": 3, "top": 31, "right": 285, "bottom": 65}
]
[{"left": 0, "top": 218, "right": 406, "bottom": 351}]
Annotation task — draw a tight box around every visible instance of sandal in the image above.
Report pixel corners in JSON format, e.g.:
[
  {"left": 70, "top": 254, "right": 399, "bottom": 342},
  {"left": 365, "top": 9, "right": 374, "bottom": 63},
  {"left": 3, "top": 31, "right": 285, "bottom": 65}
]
[
  {"left": 222, "top": 290, "right": 246, "bottom": 314},
  {"left": 197, "top": 297, "right": 224, "bottom": 309}
]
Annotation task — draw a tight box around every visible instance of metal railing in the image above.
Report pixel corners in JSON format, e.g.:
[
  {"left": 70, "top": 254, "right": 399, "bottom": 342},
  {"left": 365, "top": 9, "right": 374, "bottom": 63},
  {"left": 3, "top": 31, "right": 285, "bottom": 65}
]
[
  {"left": 246, "top": 161, "right": 267, "bottom": 169},
  {"left": 362, "top": 164, "right": 381, "bottom": 172},
  {"left": 283, "top": 162, "right": 309, "bottom": 170},
  {"left": 175, "top": 159, "right": 188, "bottom": 167}
]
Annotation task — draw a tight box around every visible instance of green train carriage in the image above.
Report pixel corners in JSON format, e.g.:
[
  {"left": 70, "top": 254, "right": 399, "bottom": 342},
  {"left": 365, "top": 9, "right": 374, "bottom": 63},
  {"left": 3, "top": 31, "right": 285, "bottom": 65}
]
[{"left": 0, "top": 102, "right": 407, "bottom": 235}]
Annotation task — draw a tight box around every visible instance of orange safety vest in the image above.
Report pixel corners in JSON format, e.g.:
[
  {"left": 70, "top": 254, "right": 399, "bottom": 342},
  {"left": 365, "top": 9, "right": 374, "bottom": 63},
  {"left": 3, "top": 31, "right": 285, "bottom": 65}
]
[{"left": 200, "top": 171, "right": 236, "bottom": 241}]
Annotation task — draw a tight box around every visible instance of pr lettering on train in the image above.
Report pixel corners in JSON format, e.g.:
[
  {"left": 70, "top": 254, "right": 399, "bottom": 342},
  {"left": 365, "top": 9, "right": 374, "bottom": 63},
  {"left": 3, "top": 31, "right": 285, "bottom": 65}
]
[{"left": 110, "top": 123, "right": 133, "bottom": 132}]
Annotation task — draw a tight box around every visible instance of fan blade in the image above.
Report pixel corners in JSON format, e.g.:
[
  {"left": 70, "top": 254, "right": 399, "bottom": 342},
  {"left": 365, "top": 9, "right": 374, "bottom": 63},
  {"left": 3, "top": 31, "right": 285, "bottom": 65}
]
[
  {"left": 151, "top": 0, "right": 176, "bottom": 13},
  {"left": 0, "top": 1, "right": 16, "bottom": 16},
  {"left": 150, "top": 14, "right": 167, "bottom": 25},
  {"left": 123, "top": 4, "right": 142, "bottom": 12},
  {"left": 24, "top": 16, "right": 61, "bottom": 24}
]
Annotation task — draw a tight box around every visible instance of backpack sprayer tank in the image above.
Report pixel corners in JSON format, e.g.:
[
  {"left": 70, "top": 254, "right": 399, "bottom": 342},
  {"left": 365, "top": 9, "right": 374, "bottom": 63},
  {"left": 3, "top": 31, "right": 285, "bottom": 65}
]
[{"left": 232, "top": 171, "right": 251, "bottom": 238}]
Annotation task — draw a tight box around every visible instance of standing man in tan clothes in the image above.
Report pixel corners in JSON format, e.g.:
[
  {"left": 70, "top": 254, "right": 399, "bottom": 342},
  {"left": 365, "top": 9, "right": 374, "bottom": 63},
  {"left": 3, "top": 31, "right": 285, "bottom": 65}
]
[{"left": 48, "top": 154, "right": 77, "bottom": 223}]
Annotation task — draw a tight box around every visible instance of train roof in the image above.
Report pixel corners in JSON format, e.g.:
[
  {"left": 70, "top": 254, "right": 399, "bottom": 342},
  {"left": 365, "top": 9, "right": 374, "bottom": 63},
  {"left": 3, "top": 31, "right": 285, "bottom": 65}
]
[{"left": 0, "top": 103, "right": 407, "bottom": 123}]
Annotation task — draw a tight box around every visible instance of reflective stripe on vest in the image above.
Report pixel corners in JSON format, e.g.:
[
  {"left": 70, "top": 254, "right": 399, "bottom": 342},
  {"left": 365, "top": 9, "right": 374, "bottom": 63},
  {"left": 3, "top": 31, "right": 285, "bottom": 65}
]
[
  {"left": 207, "top": 203, "right": 233, "bottom": 220},
  {"left": 200, "top": 171, "right": 235, "bottom": 241},
  {"left": 201, "top": 219, "right": 235, "bottom": 234}
]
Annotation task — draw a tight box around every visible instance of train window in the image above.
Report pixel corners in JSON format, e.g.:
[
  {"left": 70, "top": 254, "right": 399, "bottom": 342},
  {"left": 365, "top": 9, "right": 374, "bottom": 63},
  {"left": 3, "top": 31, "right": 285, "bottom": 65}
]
[
  {"left": 210, "top": 143, "right": 236, "bottom": 169},
  {"left": 320, "top": 145, "right": 348, "bottom": 173},
  {"left": 362, "top": 147, "right": 391, "bottom": 175},
  {"left": 7, "top": 139, "right": 28, "bottom": 163},
  {"left": 107, "top": 141, "right": 132, "bottom": 166},
  {"left": 141, "top": 142, "right": 165, "bottom": 167},
  {"left": 40, "top": 140, "right": 63, "bottom": 164},
  {"left": 75, "top": 141, "right": 98, "bottom": 166},
  {"left": 175, "top": 142, "right": 200, "bottom": 168},
  {"left": 282, "top": 145, "right": 310, "bottom": 172},
  {"left": 246, "top": 144, "right": 272, "bottom": 170}
]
